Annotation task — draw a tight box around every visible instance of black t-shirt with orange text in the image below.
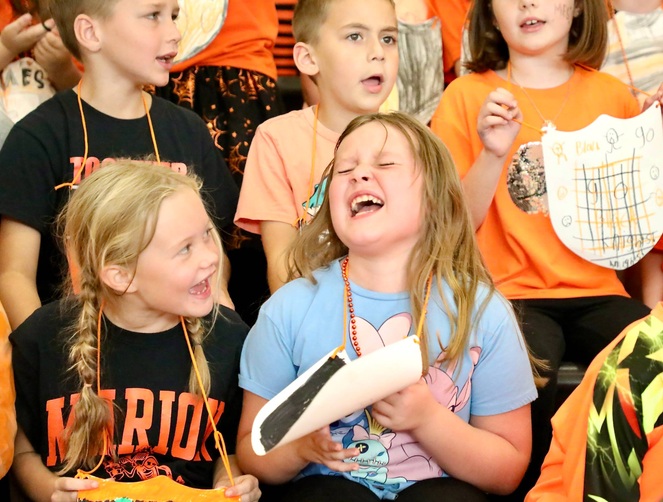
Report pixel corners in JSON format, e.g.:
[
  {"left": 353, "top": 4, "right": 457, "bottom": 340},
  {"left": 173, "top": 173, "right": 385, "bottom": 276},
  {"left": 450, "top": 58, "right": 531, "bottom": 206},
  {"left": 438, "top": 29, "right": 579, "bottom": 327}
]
[
  {"left": 10, "top": 300, "right": 247, "bottom": 487},
  {"left": 0, "top": 90, "right": 239, "bottom": 305}
]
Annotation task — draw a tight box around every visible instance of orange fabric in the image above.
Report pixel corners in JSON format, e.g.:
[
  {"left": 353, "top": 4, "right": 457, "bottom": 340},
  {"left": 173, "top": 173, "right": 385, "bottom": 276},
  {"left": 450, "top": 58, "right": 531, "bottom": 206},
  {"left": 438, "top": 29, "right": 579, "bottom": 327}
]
[
  {"left": 428, "top": 0, "right": 470, "bottom": 81},
  {"left": 526, "top": 302, "right": 663, "bottom": 501},
  {"left": 171, "top": 0, "right": 278, "bottom": 81},
  {"left": 432, "top": 68, "right": 640, "bottom": 300},
  {"left": 274, "top": 0, "right": 297, "bottom": 77},
  {"left": 76, "top": 474, "right": 238, "bottom": 501},
  {"left": 234, "top": 107, "right": 339, "bottom": 234},
  {"left": 0, "top": 302, "right": 15, "bottom": 478},
  {"left": 0, "top": 0, "right": 14, "bottom": 30}
]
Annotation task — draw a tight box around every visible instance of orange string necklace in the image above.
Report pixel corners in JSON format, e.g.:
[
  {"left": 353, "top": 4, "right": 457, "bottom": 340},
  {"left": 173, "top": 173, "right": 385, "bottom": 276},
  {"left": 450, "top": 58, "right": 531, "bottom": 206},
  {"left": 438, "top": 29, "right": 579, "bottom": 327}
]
[
  {"left": 55, "top": 81, "right": 161, "bottom": 190},
  {"left": 507, "top": 61, "right": 573, "bottom": 134},
  {"left": 294, "top": 104, "right": 321, "bottom": 230},
  {"left": 76, "top": 305, "right": 235, "bottom": 488},
  {"left": 505, "top": 61, "right": 654, "bottom": 135}
]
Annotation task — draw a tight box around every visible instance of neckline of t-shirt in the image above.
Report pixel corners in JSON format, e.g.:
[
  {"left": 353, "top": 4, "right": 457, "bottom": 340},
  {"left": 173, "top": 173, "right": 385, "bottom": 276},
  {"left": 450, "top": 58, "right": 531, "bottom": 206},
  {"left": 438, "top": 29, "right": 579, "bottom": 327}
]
[
  {"left": 303, "top": 105, "right": 342, "bottom": 144},
  {"left": 67, "top": 88, "right": 154, "bottom": 124},
  {"left": 329, "top": 259, "right": 410, "bottom": 301},
  {"left": 489, "top": 65, "right": 583, "bottom": 97},
  {"left": 101, "top": 316, "right": 183, "bottom": 347}
]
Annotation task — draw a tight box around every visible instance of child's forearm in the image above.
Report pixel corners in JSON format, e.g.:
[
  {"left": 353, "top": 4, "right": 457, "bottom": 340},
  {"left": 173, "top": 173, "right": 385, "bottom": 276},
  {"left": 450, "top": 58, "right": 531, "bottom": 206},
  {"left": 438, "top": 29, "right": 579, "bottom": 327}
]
[
  {"left": 461, "top": 148, "right": 508, "bottom": 229},
  {"left": 410, "top": 404, "right": 531, "bottom": 495},
  {"left": 236, "top": 434, "right": 308, "bottom": 485},
  {"left": 640, "top": 252, "right": 663, "bottom": 309},
  {"left": 0, "top": 270, "right": 41, "bottom": 330},
  {"left": 13, "top": 428, "right": 58, "bottom": 502},
  {"left": 0, "top": 41, "right": 17, "bottom": 71}
]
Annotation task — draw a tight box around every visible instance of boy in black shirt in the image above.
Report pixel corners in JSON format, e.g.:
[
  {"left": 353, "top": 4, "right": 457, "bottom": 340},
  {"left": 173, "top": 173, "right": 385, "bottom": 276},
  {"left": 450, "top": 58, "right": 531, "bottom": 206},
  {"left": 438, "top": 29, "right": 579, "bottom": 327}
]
[{"left": 0, "top": 0, "right": 239, "bottom": 330}]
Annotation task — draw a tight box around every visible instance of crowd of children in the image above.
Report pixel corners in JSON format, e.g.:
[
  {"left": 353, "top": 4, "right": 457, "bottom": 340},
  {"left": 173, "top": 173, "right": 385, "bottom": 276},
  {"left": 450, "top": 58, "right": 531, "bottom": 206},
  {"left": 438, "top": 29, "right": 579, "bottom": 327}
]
[{"left": 0, "top": 0, "right": 662, "bottom": 501}]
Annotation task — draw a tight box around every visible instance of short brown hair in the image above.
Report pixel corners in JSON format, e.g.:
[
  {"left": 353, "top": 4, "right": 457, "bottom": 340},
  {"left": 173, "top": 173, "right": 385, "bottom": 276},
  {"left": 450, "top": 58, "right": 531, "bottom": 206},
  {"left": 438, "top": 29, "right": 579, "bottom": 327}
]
[
  {"left": 293, "top": 0, "right": 335, "bottom": 44},
  {"left": 293, "top": 0, "right": 395, "bottom": 44},
  {"left": 48, "top": 0, "right": 117, "bottom": 60},
  {"left": 465, "top": 0, "right": 609, "bottom": 73}
]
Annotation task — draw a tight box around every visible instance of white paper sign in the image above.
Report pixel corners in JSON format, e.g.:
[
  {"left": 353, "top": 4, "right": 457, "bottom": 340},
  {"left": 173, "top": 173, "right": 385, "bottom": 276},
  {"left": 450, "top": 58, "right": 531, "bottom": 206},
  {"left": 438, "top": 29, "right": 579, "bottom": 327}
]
[
  {"left": 251, "top": 336, "right": 424, "bottom": 456},
  {"left": 543, "top": 104, "right": 663, "bottom": 270},
  {"left": 175, "top": 0, "right": 228, "bottom": 63}
]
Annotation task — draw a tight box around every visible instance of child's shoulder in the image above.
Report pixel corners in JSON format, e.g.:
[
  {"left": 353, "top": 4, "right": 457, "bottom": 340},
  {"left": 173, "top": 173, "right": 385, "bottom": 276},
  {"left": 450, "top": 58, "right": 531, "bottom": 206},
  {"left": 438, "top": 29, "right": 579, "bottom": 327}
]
[
  {"left": 10, "top": 88, "right": 76, "bottom": 130},
  {"left": 577, "top": 66, "right": 630, "bottom": 90},
  {"left": 257, "top": 107, "right": 315, "bottom": 134},
  {"left": 443, "top": 70, "right": 503, "bottom": 99},
  {"left": 213, "top": 304, "right": 251, "bottom": 341},
  {"left": 261, "top": 262, "right": 339, "bottom": 313},
  {"left": 9, "top": 299, "right": 74, "bottom": 347},
  {"left": 149, "top": 95, "right": 207, "bottom": 125}
]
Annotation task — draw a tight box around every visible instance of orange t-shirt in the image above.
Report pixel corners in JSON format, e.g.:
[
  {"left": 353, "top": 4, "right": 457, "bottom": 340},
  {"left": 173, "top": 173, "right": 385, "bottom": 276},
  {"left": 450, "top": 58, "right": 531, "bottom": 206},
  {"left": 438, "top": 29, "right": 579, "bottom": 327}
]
[
  {"left": 171, "top": 0, "right": 278, "bottom": 81},
  {"left": 0, "top": 1, "right": 14, "bottom": 30},
  {"left": 429, "top": 0, "right": 470, "bottom": 82},
  {"left": 432, "top": 68, "right": 640, "bottom": 300},
  {"left": 526, "top": 302, "right": 663, "bottom": 501},
  {"left": 0, "top": 303, "right": 15, "bottom": 478},
  {"left": 235, "top": 107, "right": 339, "bottom": 234}
]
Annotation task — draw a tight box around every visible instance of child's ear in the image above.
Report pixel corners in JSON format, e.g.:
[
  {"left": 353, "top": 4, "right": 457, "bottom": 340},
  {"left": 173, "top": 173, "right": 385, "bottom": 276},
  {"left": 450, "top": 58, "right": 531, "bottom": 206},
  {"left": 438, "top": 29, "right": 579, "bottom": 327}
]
[
  {"left": 74, "top": 13, "right": 102, "bottom": 54},
  {"left": 573, "top": 0, "right": 582, "bottom": 17},
  {"left": 100, "top": 264, "right": 137, "bottom": 294},
  {"left": 293, "top": 41, "right": 319, "bottom": 77}
]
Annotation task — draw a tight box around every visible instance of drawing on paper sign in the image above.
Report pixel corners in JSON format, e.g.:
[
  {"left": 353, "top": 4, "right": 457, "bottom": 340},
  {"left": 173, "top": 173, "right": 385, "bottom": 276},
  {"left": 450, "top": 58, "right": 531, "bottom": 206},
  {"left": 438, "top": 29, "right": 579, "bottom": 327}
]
[
  {"left": 174, "top": 0, "right": 228, "bottom": 64},
  {"left": 542, "top": 104, "right": 663, "bottom": 270}
]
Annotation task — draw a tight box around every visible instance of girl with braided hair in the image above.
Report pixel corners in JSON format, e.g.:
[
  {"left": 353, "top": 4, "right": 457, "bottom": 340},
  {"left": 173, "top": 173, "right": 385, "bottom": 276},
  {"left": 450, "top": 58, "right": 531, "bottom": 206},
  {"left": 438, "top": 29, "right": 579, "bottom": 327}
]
[{"left": 9, "top": 160, "right": 259, "bottom": 502}]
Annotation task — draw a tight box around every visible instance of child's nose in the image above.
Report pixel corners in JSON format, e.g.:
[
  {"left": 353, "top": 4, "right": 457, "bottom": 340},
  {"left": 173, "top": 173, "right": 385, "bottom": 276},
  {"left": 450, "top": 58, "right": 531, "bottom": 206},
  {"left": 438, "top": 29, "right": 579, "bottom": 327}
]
[
  {"left": 368, "top": 37, "right": 385, "bottom": 61},
  {"left": 351, "top": 164, "right": 372, "bottom": 182},
  {"left": 200, "top": 245, "right": 219, "bottom": 269},
  {"left": 168, "top": 17, "right": 182, "bottom": 45}
]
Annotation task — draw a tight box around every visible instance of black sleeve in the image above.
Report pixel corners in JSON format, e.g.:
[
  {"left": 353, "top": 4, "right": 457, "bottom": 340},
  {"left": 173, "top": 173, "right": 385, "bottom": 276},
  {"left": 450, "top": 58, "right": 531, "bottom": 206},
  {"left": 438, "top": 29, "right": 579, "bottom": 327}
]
[
  {"left": 198, "top": 129, "right": 239, "bottom": 232},
  {"left": 0, "top": 122, "right": 61, "bottom": 232},
  {"left": 9, "top": 311, "right": 47, "bottom": 449}
]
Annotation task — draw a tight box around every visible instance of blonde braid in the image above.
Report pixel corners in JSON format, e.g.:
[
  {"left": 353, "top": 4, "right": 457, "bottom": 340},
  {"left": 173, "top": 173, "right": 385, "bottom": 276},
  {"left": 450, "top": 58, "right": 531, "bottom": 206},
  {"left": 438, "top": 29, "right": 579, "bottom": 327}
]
[
  {"left": 58, "top": 278, "right": 113, "bottom": 473},
  {"left": 184, "top": 316, "right": 211, "bottom": 396}
]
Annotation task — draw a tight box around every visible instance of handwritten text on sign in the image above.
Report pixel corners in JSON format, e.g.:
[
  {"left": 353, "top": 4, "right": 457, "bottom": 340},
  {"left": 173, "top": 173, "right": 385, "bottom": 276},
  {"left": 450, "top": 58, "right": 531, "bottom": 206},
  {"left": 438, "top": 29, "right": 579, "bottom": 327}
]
[{"left": 542, "top": 104, "right": 663, "bottom": 270}]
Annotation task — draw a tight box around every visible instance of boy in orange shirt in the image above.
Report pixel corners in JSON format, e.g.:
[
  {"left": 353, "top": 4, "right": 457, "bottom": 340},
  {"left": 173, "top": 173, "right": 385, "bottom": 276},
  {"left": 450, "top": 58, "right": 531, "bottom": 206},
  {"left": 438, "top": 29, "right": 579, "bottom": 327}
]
[{"left": 235, "top": 0, "right": 398, "bottom": 293}]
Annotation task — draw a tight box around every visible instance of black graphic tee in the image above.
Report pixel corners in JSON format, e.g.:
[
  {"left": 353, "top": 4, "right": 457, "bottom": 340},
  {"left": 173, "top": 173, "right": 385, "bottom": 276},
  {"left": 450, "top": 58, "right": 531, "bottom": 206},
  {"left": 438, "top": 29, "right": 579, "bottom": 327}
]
[
  {"left": 0, "top": 90, "right": 239, "bottom": 304},
  {"left": 10, "top": 300, "right": 247, "bottom": 487}
]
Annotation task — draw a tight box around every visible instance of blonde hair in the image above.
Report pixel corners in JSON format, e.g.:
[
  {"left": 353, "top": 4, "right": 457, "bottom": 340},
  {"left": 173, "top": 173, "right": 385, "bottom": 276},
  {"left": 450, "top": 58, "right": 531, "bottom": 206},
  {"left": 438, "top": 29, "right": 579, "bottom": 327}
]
[
  {"left": 56, "top": 160, "right": 222, "bottom": 472},
  {"left": 289, "top": 111, "right": 495, "bottom": 370},
  {"left": 48, "top": 0, "right": 118, "bottom": 60},
  {"left": 293, "top": 0, "right": 395, "bottom": 44}
]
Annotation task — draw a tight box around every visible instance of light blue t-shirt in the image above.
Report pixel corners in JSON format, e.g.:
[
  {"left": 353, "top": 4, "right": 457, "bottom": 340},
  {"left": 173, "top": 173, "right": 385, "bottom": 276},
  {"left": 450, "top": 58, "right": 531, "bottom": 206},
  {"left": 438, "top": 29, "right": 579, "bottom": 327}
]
[{"left": 240, "top": 259, "right": 536, "bottom": 499}]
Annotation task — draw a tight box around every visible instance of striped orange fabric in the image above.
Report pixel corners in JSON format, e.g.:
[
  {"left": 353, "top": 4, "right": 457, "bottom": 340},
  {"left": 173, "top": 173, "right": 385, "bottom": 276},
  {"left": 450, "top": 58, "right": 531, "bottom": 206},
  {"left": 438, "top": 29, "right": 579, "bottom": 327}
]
[
  {"left": 274, "top": 0, "right": 298, "bottom": 77},
  {"left": 0, "top": 302, "right": 15, "bottom": 478}
]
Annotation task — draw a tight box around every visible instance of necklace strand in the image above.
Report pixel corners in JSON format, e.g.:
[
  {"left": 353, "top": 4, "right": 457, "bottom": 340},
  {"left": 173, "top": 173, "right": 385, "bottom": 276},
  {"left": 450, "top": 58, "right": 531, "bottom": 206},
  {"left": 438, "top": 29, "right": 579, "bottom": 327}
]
[
  {"left": 55, "top": 81, "right": 161, "bottom": 190},
  {"left": 341, "top": 257, "right": 361, "bottom": 356},
  {"left": 507, "top": 62, "right": 574, "bottom": 134},
  {"left": 341, "top": 256, "right": 433, "bottom": 358}
]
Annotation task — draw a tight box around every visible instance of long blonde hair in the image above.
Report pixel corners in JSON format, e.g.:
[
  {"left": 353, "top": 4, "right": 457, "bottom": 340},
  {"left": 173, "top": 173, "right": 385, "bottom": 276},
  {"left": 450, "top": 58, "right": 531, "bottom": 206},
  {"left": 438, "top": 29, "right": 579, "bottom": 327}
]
[
  {"left": 55, "top": 160, "right": 223, "bottom": 472},
  {"left": 288, "top": 111, "right": 495, "bottom": 371}
]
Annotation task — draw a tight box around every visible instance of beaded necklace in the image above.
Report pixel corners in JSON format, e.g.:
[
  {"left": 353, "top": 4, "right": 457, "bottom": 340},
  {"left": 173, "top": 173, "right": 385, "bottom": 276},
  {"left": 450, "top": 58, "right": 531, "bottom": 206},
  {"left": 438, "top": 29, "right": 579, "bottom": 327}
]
[{"left": 340, "top": 256, "right": 433, "bottom": 357}]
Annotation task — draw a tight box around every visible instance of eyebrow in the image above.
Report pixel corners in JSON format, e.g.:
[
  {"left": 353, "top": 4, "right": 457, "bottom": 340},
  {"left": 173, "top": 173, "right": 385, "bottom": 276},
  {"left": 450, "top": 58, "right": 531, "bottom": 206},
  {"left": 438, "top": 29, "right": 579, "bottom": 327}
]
[{"left": 341, "top": 23, "right": 398, "bottom": 33}]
